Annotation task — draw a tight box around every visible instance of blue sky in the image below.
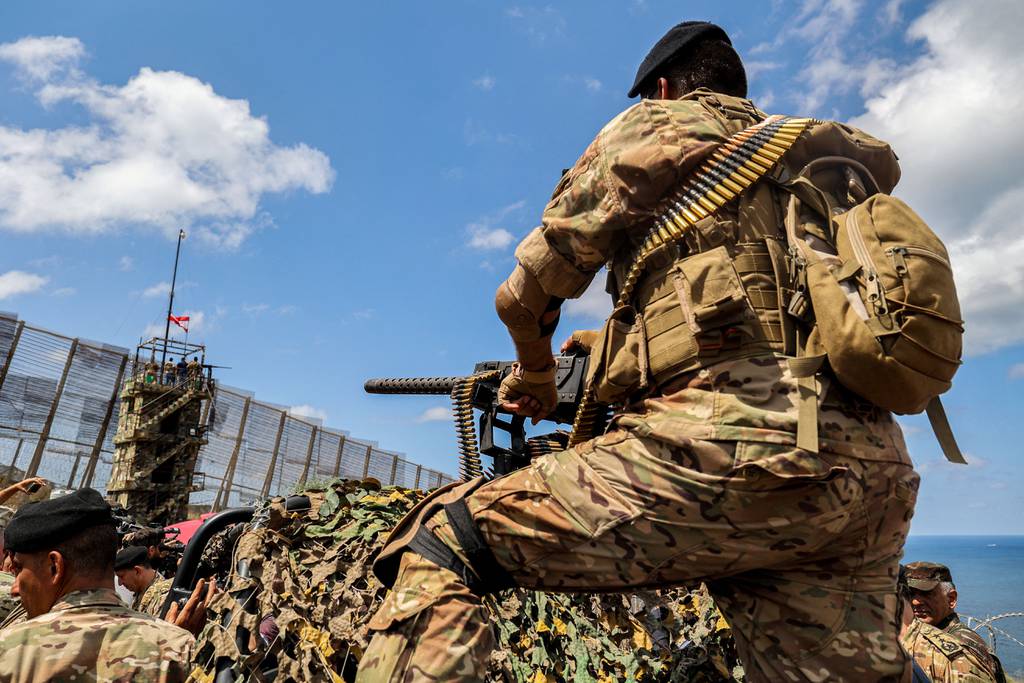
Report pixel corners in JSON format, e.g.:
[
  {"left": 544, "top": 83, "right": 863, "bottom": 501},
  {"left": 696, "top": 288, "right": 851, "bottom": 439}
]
[{"left": 0, "top": 0, "right": 1020, "bottom": 533}]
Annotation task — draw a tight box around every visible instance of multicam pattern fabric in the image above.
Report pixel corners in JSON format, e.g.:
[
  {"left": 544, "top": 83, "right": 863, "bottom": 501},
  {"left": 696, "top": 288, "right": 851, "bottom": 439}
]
[
  {"left": 0, "top": 572, "right": 18, "bottom": 626},
  {"left": 942, "top": 614, "right": 994, "bottom": 656},
  {"left": 517, "top": 90, "right": 750, "bottom": 299},
  {"left": 361, "top": 370, "right": 919, "bottom": 682},
  {"left": 0, "top": 588, "right": 194, "bottom": 683},
  {"left": 360, "top": 91, "right": 920, "bottom": 682},
  {"left": 902, "top": 618, "right": 998, "bottom": 682},
  {"left": 133, "top": 576, "right": 172, "bottom": 617}
]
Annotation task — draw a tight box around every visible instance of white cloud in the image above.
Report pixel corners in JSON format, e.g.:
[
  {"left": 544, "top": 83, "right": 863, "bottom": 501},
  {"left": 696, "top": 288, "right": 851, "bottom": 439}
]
[
  {"left": 564, "top": 274, "right": 611, "bottom": 321},
  {"left": 745, "top": 61, "right": 783, "bottom": 80},
  {"left": 754, "top": 90, "right": 776, "bottom": 110},
  {"left": 1009, "top": 364, "right": 1024, "bottom": 380},
  {"left": 0, "top": 270, "right": 48, "bottom": 299},
  {"left": 584, "top": 77, "right": 602, "bottom": 92},
  {"left": 883, "top": 0, "right": 906, "bottom": 24},
  {"left": 142, "top": 281, "right": 171, "bottom": 298},
  {"left": 289, "top": 404, "right": 327, "bottom": 424},
  {"left": 0, "top": 36, "right": 333, "bottom": 249},
  {"left": 468, "top": 226, "right": 514, "bottom": 250},
  {"left": 0, "top": 36, "right": 84, "bottom": 81},
  {"left": 473, "top": 75, "right": 496, "bottom": 91},
  {"left": 466, "top": 200, "right": 525, "bottom": 251},
  {"left": 242, "top": 303, "right": 269, "bottom": 315},
  {"left": 851, "top": 0, "right": 1024, "bottom": 353},
  {"left": 52, "top": 287, "right": 75, "bottom": 297},
  {"left": 504, "top": 5, "right": 566, "bottom": 42},
  {"left": 416, "top": 406, "right": 451, "bottom": 423},
  {"left": 118, "top": 255, "right": 135, "bottom": 271}
]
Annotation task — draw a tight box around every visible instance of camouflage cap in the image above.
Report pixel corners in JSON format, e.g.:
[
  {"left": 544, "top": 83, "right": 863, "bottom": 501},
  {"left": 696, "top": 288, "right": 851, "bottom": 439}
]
[
  {"left": 905, "top": 561, "right": 954, "bottom": 591},
  {"left": 628, "top": 21, "right": 732, "bottom": 98}
]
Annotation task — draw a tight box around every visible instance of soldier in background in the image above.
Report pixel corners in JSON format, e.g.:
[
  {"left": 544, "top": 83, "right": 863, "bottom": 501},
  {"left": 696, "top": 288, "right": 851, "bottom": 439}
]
[
  {"left": 900, "top": 567, "right": 999, "bottom": 683},
  {"left": 176, "top": 357, "right": 189, "bottom": 385},
  {"left": 114, "top": 545, "right": 173, "bottom": 617},
  {"left": 164, "top": 358, "right": 176, "bottom": 385},
  {"left": 186, "top": 356, "right": 201, "bottom": 385},
  {"left": 906, "top": 562, "right": 1006, "bottom": 682},
  {"left": 0, "top": 488, "right": 211, "bottom": 682},
  {"left": 0, "top": 476, "right": 47, "bottom": 632},
  {"left": 145, "top": 354, "right": 159, "bottom": 384}
]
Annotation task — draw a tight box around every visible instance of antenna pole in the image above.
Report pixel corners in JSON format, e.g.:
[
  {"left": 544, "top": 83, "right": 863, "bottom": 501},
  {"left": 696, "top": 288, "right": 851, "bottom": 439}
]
[{"left": 160, "top": 229, "right": 185, "bottom": 370}]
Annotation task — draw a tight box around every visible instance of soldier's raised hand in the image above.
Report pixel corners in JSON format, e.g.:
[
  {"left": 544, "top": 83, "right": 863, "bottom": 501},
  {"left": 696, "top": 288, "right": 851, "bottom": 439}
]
[
  {"left": 166, "top": 577, "right": 217, "bottom": 636},
  {"left": 498, "top": 362, "right": 558, "bottom": 424}
]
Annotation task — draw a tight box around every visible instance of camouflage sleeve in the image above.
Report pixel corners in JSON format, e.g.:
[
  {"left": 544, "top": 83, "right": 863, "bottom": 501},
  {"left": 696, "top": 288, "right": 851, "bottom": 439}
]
[{"left": 517, "top": 99, "right": 724, "bottom": 298}]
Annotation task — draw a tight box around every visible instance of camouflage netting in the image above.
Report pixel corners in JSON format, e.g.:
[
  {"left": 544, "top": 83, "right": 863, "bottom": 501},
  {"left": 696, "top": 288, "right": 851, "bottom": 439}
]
[{"left": 187, "top": 478, "right": 743, "bottom": 682}]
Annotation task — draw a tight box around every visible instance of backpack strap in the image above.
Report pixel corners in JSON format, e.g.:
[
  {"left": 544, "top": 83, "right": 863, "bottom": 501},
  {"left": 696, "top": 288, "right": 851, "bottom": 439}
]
[
  {"left": 925, "top": 396, "right": 967, "bottom": 464},
  {"left": 783, "top": 188, "right": 827, "bottom": 453}
]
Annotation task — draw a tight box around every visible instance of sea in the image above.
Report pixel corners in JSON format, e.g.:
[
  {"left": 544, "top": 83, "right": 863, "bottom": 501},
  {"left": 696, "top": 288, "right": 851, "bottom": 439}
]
[{"left": 904, "top": 535, "right": 1024, "bottom": 677}]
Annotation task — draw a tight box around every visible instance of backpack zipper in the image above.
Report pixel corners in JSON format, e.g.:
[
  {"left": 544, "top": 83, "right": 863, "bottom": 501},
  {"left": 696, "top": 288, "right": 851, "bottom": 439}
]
[
  {"left": 885, "top": 245, "right": 951, "bottom": 273},
  {"left": 846, "top": 208, "right": 887, "bottom": 312}
]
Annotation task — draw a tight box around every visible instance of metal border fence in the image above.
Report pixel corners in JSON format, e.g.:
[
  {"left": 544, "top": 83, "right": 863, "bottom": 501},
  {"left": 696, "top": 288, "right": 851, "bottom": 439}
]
[{"left": 0, "top": 311, "right": 453, "bottom": 509}]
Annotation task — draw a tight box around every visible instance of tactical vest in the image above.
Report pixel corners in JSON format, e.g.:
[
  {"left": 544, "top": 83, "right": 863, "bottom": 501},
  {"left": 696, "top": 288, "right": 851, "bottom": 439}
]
[
  {"left": 595, "top": 92, "right": 796, "bottom": 398},
  {"left": 582, "top": 92, "right": 963, "bottom": 463}
]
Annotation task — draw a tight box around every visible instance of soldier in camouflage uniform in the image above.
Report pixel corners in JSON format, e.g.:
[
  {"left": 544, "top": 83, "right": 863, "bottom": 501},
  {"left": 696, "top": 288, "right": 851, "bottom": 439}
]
[
  {"left": 0, "top": 570, "right": 21, "bottom": 629},
  {"left": 359, "top": 22, "right": 920, "bottom": 682},
  {"left": 906, "top": 562, "right": 1006, "bottom": 682},
  {"left": 0, "top": 488, "right": 194, "bottom": 682},
  {"left": 115, "top": 545, "right": 174, "bottom": 617},
  {"left": 901, "top": 565, "right": 995, "bottom": 683}
]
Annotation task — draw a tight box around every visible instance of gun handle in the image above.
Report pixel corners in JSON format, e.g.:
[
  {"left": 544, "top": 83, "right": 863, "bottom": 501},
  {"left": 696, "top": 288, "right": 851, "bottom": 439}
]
[{"left": 479, "top": 410, "right": 527, "bottom": 476}]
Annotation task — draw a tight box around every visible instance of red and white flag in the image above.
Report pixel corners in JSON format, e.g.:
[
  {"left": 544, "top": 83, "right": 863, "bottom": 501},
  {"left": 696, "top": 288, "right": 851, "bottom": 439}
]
[{"left": 169, "top": 315, "right": 190, "bottom": 332}]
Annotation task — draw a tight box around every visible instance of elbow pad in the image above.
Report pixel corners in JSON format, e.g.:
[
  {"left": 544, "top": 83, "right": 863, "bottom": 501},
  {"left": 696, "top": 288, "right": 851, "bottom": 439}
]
[{"left": 496, "top": 265, "right": 559, "bottom": 343}]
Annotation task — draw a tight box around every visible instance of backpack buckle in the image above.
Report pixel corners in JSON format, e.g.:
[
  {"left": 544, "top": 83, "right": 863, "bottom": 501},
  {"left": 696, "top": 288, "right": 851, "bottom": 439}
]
[{"left": 787, "top": 289, "right": 810, "bottom": 321}]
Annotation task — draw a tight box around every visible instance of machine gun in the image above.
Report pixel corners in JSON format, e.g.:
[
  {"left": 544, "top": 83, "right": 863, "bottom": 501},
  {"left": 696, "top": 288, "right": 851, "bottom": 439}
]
[{"left": 365, "top": 353, "right": 600, "bottom": 478}]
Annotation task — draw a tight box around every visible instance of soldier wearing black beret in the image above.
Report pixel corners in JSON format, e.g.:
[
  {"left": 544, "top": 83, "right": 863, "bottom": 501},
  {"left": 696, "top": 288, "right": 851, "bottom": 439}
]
[{"left": 359, "top": 17, "right": 919, "bottom": 683}]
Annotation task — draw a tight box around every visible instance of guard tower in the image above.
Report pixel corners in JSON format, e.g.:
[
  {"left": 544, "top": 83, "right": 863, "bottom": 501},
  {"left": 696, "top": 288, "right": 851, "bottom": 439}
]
[{"left": 106, "top": 337, "right": 214, "bottom": 526}]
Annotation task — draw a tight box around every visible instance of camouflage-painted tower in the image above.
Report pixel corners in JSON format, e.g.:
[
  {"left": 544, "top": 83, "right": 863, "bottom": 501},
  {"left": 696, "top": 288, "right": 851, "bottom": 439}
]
[{"left": 106, "top": 337, "right": 213, "bottom": 526}]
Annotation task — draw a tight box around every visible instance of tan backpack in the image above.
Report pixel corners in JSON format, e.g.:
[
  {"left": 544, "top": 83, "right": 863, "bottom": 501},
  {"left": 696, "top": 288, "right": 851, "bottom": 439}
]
[{"left": 777, "top": 122, "right": 965, "bottom": 462}]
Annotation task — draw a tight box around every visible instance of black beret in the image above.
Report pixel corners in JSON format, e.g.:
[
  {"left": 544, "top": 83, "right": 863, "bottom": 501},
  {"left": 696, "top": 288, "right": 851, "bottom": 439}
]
[
  {"left": 4, "top": 487, "right": 115, "bottom": 553},
  {"left": 628, "top": 21, "right": 732, "bottom": 98},
  {"left": 114, "top": 545, "right": 149, "bottom": 570}
]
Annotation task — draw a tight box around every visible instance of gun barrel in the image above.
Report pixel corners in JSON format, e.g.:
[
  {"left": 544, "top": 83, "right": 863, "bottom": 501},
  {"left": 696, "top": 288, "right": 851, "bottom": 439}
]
[{"left": 364, "top": 376, "right": 461, "bottom": 395}]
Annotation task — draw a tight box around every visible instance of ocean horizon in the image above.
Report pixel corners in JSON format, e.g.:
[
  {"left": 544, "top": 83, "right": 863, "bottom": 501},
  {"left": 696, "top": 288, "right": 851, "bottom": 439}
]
[{"left": 904, "top": 534, "right": 1024, "bottom": 676}]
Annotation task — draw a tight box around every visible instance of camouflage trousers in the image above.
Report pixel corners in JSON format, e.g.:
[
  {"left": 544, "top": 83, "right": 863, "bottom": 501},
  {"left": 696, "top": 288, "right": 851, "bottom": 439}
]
[{"left": 358, "top": 427, "right": 919, "bottom": 683}]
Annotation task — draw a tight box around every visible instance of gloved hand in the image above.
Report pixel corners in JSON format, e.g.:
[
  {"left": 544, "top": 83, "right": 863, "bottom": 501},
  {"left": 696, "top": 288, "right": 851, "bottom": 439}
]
[
  {"left": 560, "top": 329, "right": 600, "bottom": 355},
  {"left": 498, "top": 362, "right": 559, "bottom": 424}
]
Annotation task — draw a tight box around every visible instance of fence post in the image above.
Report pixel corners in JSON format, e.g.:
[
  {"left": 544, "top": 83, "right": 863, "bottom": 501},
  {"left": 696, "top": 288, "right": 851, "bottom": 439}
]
[
  {"left": 0, "top": 320, "right": 25, "bottom": 391},
  {"left": 82, "top": 353, "right": 128, "bottom": 488},
  {"left": 260, "top": 411, "right": 288, "bottom": 498},
  {"left": 26, "top": 338, "right": 78, "bottom": 478},
  {"left": 413, "top": 464, "right": 422, "bottom": 490},
  {"left": 298, "top": 425, "right": 318, "bottom": 485},
  {"left": 332, "top": 434, "right": 346, "bottom": 478},
  {"left": 213, "top": 396, "right": 251, "bottom": 511},
  {"left": 361, "top": 444, "right": 373, "bottom": 479},
  {"left": 388, "top": 454, "right": 399, "bottom": 485}
]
